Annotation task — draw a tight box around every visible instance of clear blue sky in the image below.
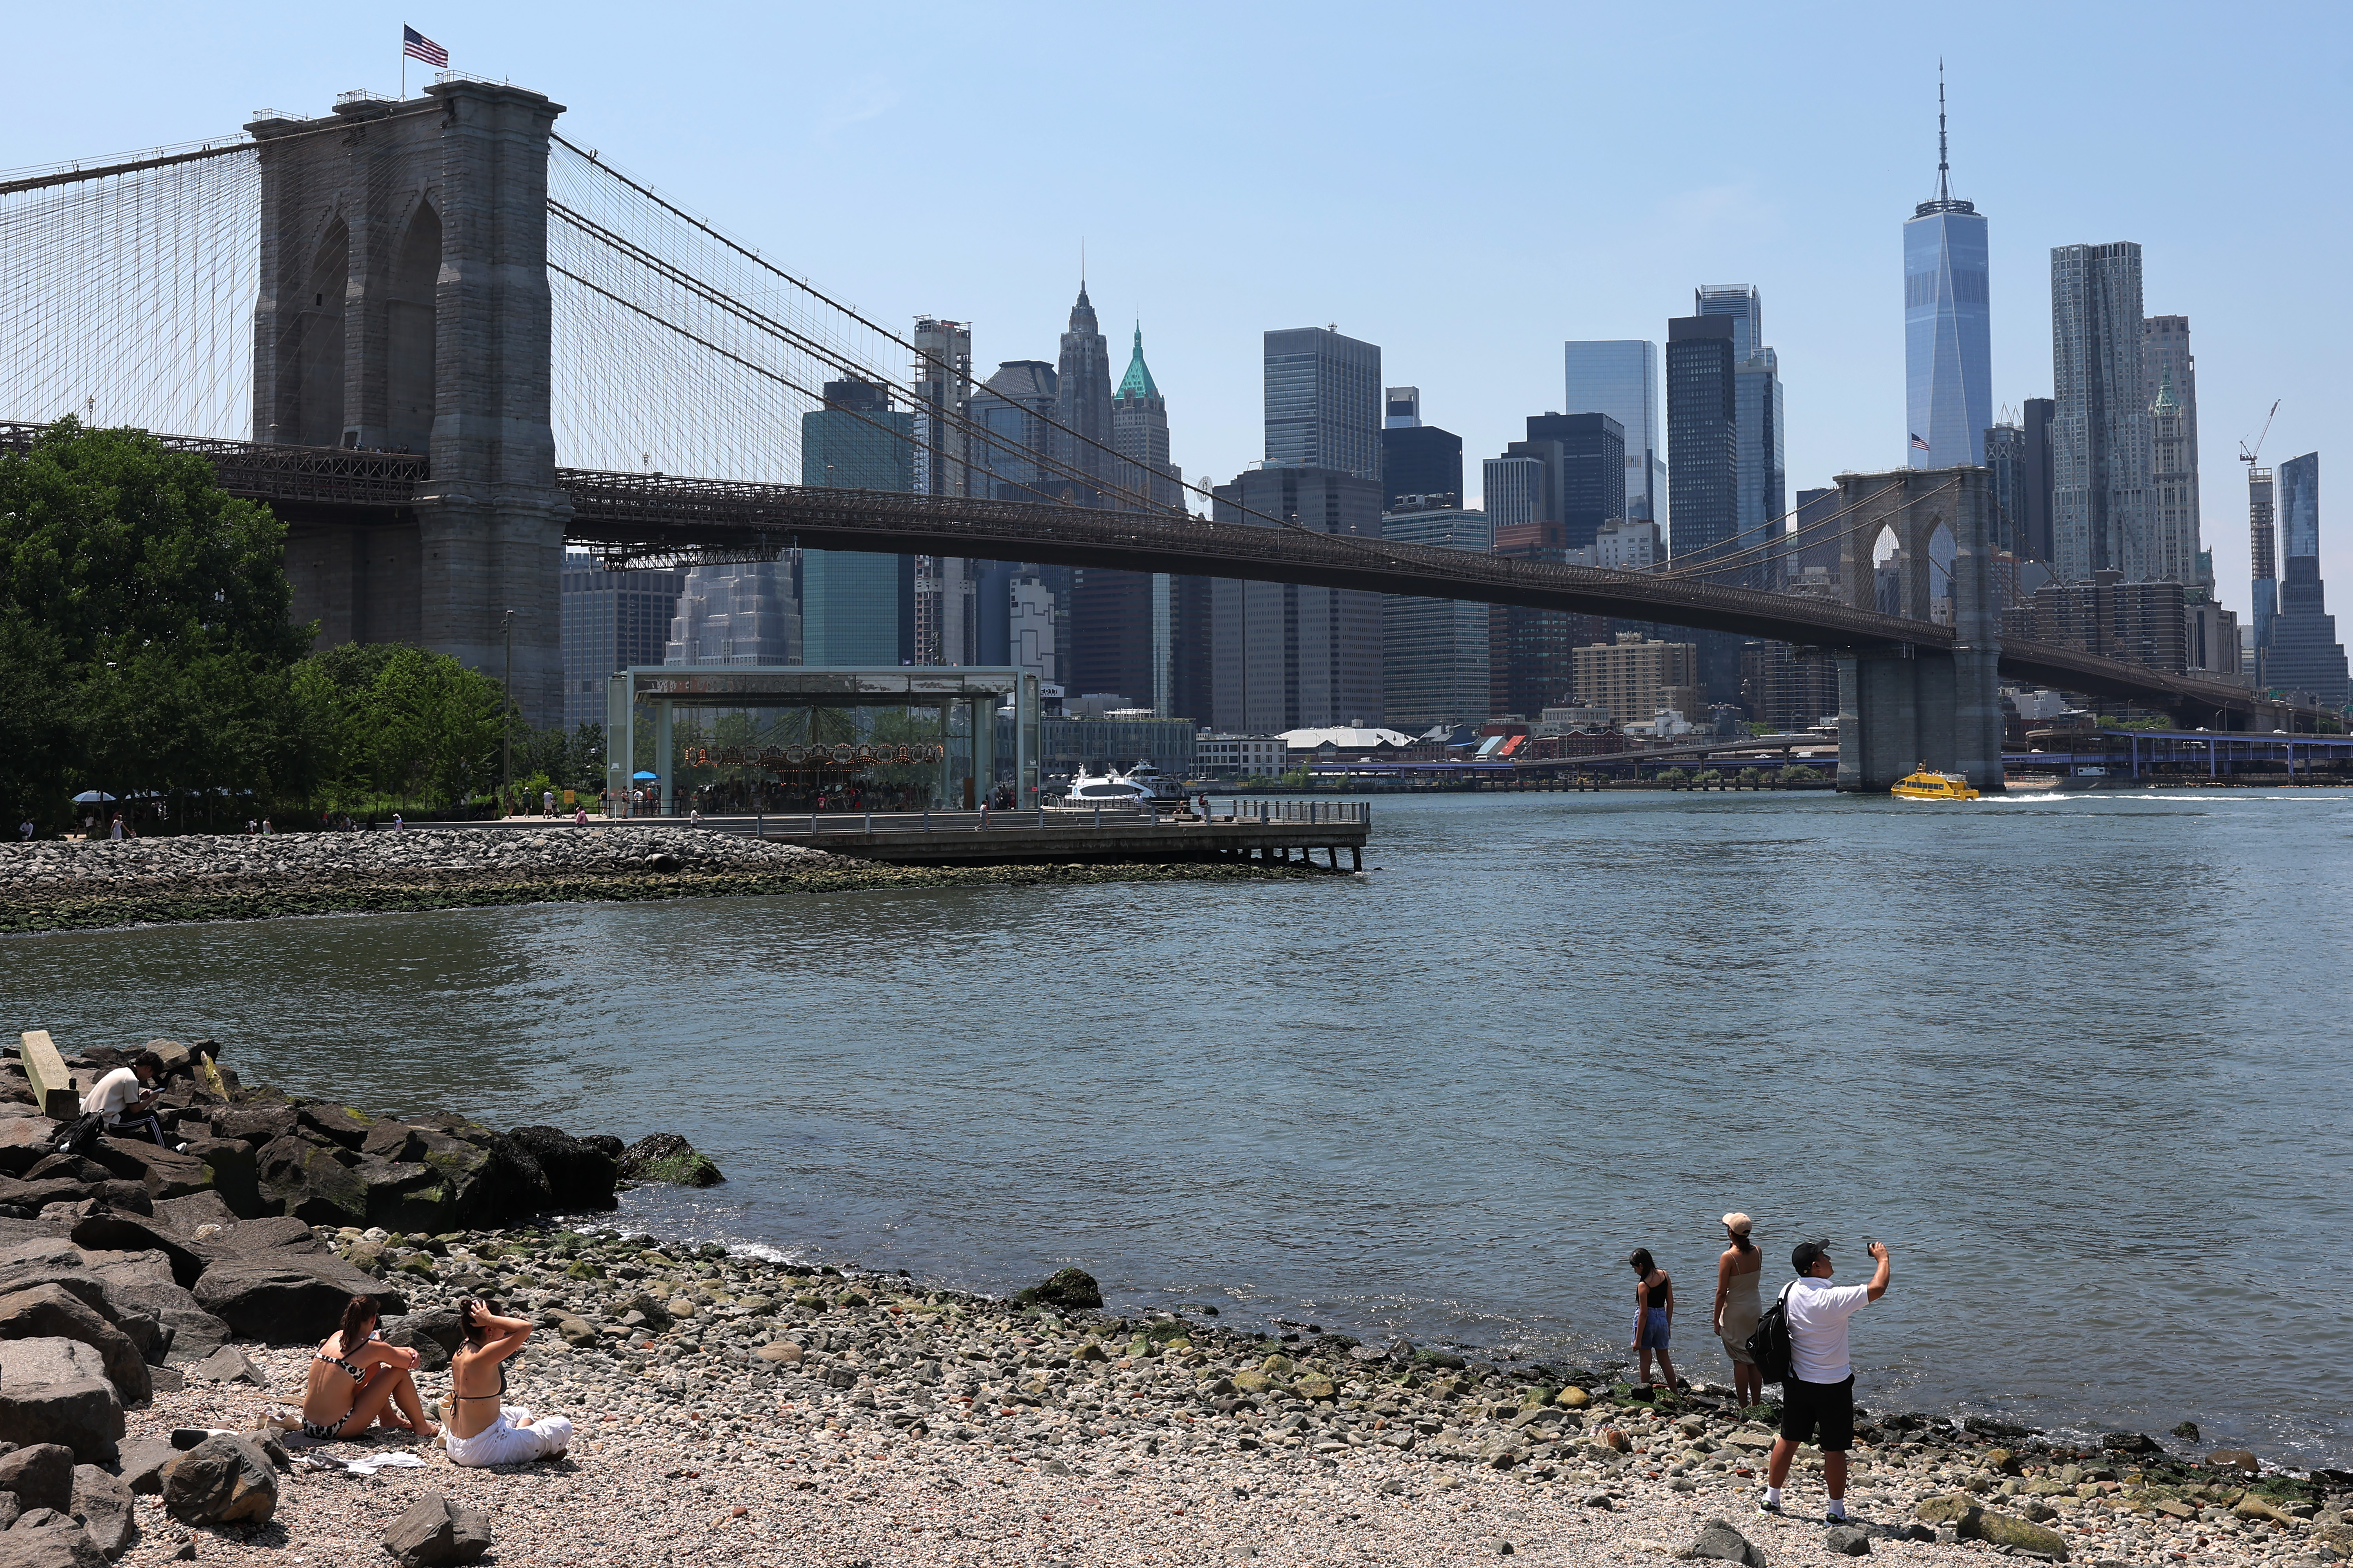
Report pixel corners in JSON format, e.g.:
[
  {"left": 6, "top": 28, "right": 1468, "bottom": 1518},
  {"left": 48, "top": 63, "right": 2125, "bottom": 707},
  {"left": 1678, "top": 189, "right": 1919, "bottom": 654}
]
[{"left": 12, "top": 1, "right": 2349, "bottom": 616}]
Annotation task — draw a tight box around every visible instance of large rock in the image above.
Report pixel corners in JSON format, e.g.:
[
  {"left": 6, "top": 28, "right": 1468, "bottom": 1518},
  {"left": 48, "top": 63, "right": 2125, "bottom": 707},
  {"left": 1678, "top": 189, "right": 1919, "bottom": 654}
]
[
  {"left": 0, "top": 1121, "right": 58, "bottom": 1179},
  {"left": 161, "top": 1434, "right": 276, "bottom": 1526},
  {"left": 1687, "top": 1518, "right": 1768, "bottom": 1565},
  {"left": 505, "top": 1126, "right": 618, "bottom": 1212},
  {"left": 85, "top": 1141, "right": 209, "bottom": 1201},
  {"left": 0, "top": 1515, "right": 107, "bottom": 1568},
  {"left": 354, "top": 1159, "right": 454, "bottom": 1234},
  {"left": 113, "top": 1437, "right": 178, "bottom": 1496},
  {"left": 75, "top": 1257, "right": 227, "bottom": 1366},
  {"left": 0, "top": 1286, "right": 149, "bottom": 1403},
  {"left": 361, "top": 1121, "right": 424, "bottom": 1162},
  {"left": 0, "top": 1444, "right": 76, "bottom": 1513},
  {"left": 191, "top": 1258, "right": 403, "bottom": 1344},
  {"left": 67, "top": 1464, "right": 134, "bottom": 1560},
  {"left": 66, "top": 1214, "right": 204, "bottom": 1289},
  {"left": 180, "top": 1139, "right": 259, "bottom": 1219},
  {"left": 616, "top": 1134, "right": 724, "bottom": 1188},
  {"left": 0, "top": 1340, "right": 123, "bottom": 1464},
  {"left": 149, "top": 1192, "right": 238, "bottom": 1237},
  {"left": 293, "top": 1103, "right": 372, "bottom": 1149},
  {"left": 182, "top": 1346, "right": 266, "bottom": 1387},
  {"left": 208, "top": 1105, "right": 294, "bottom": 1146},
  {"left": 1013, "top": 1267, "right": 1102, "bottom": 1310},
  {"left": 0, "top": 1183, "right": 96, "bottom": 1216},
  {"left": 254, "top": 1137, "right": 367, "bottom": 1229},
  {"left": 380, "top": 1493, "right": 493, "bottom": 1568},
  {"left": 1969, "top": 1510, "right": 2069, "bottom": 1559},
  {"left": 196, "top": 1216, "right": 320, "bottom": 1257}
]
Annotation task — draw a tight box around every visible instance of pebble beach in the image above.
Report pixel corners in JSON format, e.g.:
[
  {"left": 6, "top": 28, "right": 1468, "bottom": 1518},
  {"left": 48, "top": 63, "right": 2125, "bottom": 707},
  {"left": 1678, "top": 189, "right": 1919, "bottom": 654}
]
[{"left": 112, "top": 1225, "right": 2350, "bottom": 1567}]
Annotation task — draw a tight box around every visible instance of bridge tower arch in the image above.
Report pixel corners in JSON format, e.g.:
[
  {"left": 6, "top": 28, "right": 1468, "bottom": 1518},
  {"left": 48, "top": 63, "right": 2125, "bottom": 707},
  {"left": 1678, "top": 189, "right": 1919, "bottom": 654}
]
[
  {"left": 1831, "top": 466, "right": 2003, "bottom": 792},
  {"left": 250, "top": 82, "right": 570, "bottom": 723}
]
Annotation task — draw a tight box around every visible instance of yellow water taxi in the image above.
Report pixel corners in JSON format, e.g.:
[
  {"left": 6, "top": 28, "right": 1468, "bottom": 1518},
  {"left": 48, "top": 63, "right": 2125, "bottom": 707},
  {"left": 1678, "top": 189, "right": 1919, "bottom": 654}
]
[{"left": 1892, "top": 765, "right": 1979, "bottom": 801}]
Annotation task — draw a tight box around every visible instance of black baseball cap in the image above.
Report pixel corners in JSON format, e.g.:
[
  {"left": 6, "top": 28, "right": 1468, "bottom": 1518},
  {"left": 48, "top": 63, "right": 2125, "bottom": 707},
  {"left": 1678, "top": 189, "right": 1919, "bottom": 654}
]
[{"left": 1791, "top": 1239, "right": 1830, "bottom": 1275}]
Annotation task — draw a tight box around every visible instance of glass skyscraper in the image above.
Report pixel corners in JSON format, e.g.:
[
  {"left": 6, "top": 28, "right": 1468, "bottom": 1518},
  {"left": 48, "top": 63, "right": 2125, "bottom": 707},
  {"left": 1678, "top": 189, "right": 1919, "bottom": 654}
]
[
  {"left": 1904, "top": 87, "right": 1991, "bottom": 469},
  {"left": 1562, "top": 340, "right": 1664, "bottom": 525},
  {"left": 1264, "top": 327, "right": 1381, "bottom": 480}
]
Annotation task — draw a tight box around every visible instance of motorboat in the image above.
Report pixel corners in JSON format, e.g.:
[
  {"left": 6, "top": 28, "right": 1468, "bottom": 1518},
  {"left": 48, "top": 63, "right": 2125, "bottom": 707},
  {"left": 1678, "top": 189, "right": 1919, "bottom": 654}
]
[
  {"left": 1891, "top": 765, "right": 1980, "bottom": 801},
  {"left": 1048, "top": 761, "right": 1184, "bottom": 816}
]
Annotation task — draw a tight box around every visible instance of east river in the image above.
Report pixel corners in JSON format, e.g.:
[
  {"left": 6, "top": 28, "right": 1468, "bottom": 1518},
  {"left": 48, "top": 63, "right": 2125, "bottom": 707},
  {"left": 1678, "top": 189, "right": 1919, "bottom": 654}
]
[{"left": 6, "top": 789, "right": 2349, "bottom": 1464}]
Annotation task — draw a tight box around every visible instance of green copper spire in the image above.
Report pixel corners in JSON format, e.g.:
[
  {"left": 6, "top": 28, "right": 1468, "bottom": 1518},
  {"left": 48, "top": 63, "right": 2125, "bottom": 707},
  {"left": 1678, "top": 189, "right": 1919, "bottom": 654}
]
[
  {"left": 1116, "top": 323, "right": 1159, "bottom": 401},
  {"left": 2151, "top": 369, "right": 2180, "bottom": 417}
]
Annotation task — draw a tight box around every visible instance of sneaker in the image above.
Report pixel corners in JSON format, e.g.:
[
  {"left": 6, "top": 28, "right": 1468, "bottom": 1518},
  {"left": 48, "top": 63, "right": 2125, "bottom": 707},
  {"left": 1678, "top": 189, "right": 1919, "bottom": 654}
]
[
  {"left": 1824, "top": 1511, "right": 1849, "bottom": 1525},
  {"left": 1757, "top": 1497, "right": 1784, "bottom": 1516},
  {"left": 175, "top": 1143, "right": 188, "bottom": 1153}
]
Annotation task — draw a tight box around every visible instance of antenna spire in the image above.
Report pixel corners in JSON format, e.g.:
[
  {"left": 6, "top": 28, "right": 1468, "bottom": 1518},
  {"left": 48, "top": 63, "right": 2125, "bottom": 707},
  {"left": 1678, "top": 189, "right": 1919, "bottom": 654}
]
[{"left": 1937, "top": 60, "right": 1951, "bottom": 205}]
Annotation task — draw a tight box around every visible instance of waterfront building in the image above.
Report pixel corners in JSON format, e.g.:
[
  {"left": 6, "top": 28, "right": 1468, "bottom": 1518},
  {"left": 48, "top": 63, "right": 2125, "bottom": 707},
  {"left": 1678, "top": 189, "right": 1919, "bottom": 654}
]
[
  {"left": 1381, "top": 505, "right": 1493, "bottom": 731},
  {"left": 1382, "top": 387, "right": 1464, "bottom": 510},
  {"left": 660, "top": 559, "right": 796, "bottom": 671},
  {"left": 2051, "top": 242, "right": 2151, "bottom": 583},
  {"left": 1570, "top": 634, "right": 1699, "bottom": 727},
  {"left": 1564, "top": 339, "right": 1665, "bottom": 525},
  {"left": 1037, "top": 714, "right": 1197, "bottom": 781},
  {"left": 564, "top": 552, "right": 687, "bottom": 728},
  {"left": 1210, "top": 465, "right": 1384, "bottom": 732},
  {"left": 1998, "top": 571, "right": 2242, "bottom": 678},
  {"left": 2267, "top": 453, "right": 2349, "bottom": 704},
  {"left": 1740, "top": 639, "right": 1840, "bottom": 731},
  {"left": 2143, "top": 315, "right": 2203, "bottom": 586},
  {"left": 1904, "top": 80, "right": 1992, "bottom": 469},
  {"left": 1264, "top": 326, "right": 1381, "bottom": 480},
  {"left": 1193, "top": 732, "right": 1290, "bottom": 778},
  {"left": 911, "top": 317, "right": 973, "bottom": 665},
  {"left": 1488, "top": 520, "right": 1608, "bottom": 722},
  {"left": 1524, "top": 412, "right": 1627, "bottom": 551},
  {"left": 800, "top": 378, "right": 915, "bottom": 665}
]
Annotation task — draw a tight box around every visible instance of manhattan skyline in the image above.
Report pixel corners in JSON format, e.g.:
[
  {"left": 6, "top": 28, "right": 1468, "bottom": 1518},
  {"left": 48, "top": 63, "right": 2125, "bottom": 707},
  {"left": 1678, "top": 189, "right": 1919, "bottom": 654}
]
[{"left": 6, "top": 1, "right": 2346, "bottom": 623}]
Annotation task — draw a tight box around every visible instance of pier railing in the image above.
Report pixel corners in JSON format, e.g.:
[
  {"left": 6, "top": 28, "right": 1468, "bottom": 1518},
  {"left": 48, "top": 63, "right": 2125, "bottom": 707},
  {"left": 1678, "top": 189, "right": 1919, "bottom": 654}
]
[{"left": 1214, "top": 800, "right": 1370, "bottom": 825}]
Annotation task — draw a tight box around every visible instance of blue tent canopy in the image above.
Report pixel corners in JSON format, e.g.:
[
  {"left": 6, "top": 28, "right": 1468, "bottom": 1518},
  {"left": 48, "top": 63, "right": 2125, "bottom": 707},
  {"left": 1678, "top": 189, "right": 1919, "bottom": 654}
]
[
  {"left": 631, "top": 771, "right": 658, "bottom": 781},
  {"left": 71, "top": 790, "right": 116, "bottom": 803}
]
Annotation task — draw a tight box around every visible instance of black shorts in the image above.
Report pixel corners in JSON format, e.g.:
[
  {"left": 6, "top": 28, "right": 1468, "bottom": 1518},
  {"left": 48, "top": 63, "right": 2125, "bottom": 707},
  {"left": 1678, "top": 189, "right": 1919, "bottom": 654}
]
[{"left": 1779, "top": 1374, "right": 1855, "bottom": 1452}]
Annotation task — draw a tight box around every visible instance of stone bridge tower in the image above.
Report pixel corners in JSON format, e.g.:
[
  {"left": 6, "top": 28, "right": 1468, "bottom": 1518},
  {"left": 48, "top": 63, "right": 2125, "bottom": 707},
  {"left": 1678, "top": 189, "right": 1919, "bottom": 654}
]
[
  {"left": 1831, "top": 466, "right": 2004, "bottom": 792},
  {"left": 250, "top": 81, "right": 569, "bottom": 726}
]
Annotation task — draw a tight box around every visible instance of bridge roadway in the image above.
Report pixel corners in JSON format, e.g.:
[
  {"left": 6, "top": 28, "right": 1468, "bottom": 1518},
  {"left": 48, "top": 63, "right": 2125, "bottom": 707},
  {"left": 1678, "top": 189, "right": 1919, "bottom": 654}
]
[{"left": 0, "top": 424, "right": 2314, "bottom": 725}]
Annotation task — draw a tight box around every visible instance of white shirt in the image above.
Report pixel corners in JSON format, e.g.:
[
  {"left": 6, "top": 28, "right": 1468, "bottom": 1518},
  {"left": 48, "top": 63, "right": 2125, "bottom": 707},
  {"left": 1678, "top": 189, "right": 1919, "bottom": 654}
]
[
  {"left": 82, "top": 1066, "right": 146, "bottom": 1120},
  {"left": 1786, "top": 1276, "right": 1873, "bottom": 1384}
]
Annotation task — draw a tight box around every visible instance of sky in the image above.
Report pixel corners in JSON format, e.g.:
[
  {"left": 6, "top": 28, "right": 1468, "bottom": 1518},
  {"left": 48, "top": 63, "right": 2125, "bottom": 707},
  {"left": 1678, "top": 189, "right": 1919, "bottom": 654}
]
[{"left": 10, "top": 0, "right": 2350, "bottom": 618}]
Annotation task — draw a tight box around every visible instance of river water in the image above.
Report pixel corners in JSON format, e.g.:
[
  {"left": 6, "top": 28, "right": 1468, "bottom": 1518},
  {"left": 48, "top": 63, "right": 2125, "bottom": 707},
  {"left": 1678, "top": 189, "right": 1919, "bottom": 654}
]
[{"left": 6, "top": 789, "right": 2350, "bottom": 1464}]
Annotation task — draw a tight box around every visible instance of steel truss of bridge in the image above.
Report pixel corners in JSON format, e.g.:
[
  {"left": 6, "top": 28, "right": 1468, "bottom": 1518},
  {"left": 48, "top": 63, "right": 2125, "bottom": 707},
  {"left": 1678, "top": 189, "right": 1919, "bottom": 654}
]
[{"left": 0, "top": 423, "right": 2323, "bottom": 729}]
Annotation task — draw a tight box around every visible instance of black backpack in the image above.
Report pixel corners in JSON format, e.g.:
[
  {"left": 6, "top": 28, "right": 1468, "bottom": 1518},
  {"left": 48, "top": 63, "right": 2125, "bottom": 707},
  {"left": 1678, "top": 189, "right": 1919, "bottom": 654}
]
[{"left": 1744, "top": 1282, "right": 1797, "bottom": 1384}]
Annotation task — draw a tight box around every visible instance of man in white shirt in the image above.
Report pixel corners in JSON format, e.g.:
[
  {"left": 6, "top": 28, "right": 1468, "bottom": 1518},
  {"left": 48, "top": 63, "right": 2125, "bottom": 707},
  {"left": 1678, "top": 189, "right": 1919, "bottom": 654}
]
[
  {"left": 80, "top": 1050, "right": 169, "bottom": 1146},
  {"left": 1762, "top": 1238, "right": 1891, "bottom": 1523}
]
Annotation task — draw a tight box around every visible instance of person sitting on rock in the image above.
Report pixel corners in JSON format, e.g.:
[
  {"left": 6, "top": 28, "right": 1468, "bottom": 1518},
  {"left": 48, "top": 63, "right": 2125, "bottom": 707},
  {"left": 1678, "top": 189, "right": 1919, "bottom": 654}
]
[
  {"left": 80, "top": 1050, "right": 168, "bottom": 1147},
  {"left": 443, "top": 1297, "right": 571, "bottom": 1466},
  {"left": 301, "top": 1295, "right": 438, "bottom": 1442}
]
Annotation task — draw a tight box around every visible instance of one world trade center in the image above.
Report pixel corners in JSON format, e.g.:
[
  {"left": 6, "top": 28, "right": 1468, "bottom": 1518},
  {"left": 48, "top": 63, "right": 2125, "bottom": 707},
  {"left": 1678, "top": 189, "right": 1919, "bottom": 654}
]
[{"left": 1904, "top": 72, "right": 1990, "bottom": 468}]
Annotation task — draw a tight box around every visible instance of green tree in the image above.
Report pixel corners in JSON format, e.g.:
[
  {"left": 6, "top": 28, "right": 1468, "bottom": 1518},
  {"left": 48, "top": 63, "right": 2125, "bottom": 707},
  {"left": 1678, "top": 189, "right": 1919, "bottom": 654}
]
[{"left": 0, "top": 420, "right": 315, "bottom": 827}]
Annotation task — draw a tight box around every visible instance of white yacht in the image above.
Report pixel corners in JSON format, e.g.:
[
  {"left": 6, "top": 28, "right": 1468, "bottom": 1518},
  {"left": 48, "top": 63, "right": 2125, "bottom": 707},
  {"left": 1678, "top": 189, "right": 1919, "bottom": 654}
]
[{"left": 1052, "top": 761, "right": 1183, "bottom": 814}]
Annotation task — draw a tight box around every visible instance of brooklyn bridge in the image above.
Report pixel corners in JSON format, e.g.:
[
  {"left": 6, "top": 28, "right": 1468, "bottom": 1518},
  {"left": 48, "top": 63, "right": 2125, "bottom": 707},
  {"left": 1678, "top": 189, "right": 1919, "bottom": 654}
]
[{"left": 0, "top": 77, "right": 2313, "bottom": 793}]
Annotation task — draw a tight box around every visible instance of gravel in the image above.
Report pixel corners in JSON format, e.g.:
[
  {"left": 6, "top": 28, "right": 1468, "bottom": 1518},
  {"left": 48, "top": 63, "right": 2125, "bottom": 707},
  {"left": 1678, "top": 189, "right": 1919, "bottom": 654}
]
[{"left": 101, "top": 1224, "right": 2315, "bottom": 1566}]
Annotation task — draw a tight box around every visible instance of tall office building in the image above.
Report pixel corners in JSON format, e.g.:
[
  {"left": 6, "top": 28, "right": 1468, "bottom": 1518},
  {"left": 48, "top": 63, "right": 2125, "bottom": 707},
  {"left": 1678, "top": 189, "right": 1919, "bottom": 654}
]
[
  {"left": 1985, "top": 422, "right": 2030, "bottom": 560},
  {"left": 1264, "top": 327, "right": 1381, "bottom": 480},
  {"left": 911, "top": 317, "right": 973, "bottom": 665},
  {"left": 2249, "top": 463, "right": 2278, "bottom": 660},
  {"left": 1696, "top": 286, "right": 1786, "bottom": 576},
  {"left": 1564, "top": 340, "right": 1665, "bottom": 525},
  {"left": 1053, "top": 284, "right": 1114, "bottom": 501},
  {"left": 563, "top": 552, "right": 688, "bottom": 727},
  {"left": 1666, "top": 315, "right": 1738, "bottom": 561},
  {"left": 2015, "top": 398, "right": 2057, "bottom": 563},
  {"left": 800, "top": 378, "right": 915, "bottom": 664},
  {"left": 1903, "top": 79, "right": 1991, "bottom": 469},
  {"left": 1481, "top": 456, "right": 1545, "bottom": 530},
  {"left": 1210, "top": 466, "right": 1384, "bottom": 732},
  {"left": 1107, "top": 324, "right": 1191, "bottom": 716},
  {"left": 2268, "top": 453, "right": 2349, "bottom": 703},
  {"left": 2051, "top": 242, "right": 2151, "bottom": 583},
  {"left": 2142, "top": 315, "right": 2202, "bottom": 585},
  {"left": 662, "top": 559, "right": 798, "bottom": 669},
  {"left": 1381, "top": 387, "right": 1464, "bottom": 509},
  {"left": 1488, "top": 518, "right": 1604, "bottom": 720},
  {"left": 966, "top": 359, "right": 1063, "bottom": 668},
  {"left": 1522, "top": 412, "right": 1627, "bottom": 548},
  {"left": 1381, "top": 505, "right": 1493, "bottom": 730}
]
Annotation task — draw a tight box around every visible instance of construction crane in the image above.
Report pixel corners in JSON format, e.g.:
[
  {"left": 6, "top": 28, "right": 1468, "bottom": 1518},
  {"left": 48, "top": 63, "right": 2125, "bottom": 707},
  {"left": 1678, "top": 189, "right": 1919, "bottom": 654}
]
[{"left": 2240, "top": 400, "right": 2280, "bottom": 466}]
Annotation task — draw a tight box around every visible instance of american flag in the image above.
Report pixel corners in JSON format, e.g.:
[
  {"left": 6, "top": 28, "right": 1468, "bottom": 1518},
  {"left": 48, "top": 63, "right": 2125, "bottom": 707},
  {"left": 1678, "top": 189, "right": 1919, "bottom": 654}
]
[
  {"left": 402, "top": 26, "right": 447, "bottom": 67},
  {"left": 1909, "top": 432, "right": 1931, "bottom": 451}
]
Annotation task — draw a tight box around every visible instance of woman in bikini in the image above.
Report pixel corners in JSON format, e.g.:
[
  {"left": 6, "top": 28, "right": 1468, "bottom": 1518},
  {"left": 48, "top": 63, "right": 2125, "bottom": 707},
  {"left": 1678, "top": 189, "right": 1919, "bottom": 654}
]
[
  {"left": 300, "top": 1296, "right": 437, "bottom": 1441},
  {"left": 443, "top": 1298, "right": 572, "bottom": 1467}
]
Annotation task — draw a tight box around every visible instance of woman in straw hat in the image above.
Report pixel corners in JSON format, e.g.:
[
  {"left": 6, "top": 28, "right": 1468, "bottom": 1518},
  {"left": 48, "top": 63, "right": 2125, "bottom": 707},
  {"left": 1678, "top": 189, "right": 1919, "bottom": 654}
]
[{"left": 1714, "top": 1212, "right": 1766, "bottom": 1411}]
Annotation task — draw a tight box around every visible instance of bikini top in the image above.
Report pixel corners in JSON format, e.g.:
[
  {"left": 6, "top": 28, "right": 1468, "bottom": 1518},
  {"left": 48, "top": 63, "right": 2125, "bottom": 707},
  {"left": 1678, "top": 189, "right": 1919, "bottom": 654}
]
[
  {"left": 313, "top": 1329, "right": 380, "bottom": 1380},
  {"left": 453, "top": 1353, "right": 511, "bottom": 1403}
]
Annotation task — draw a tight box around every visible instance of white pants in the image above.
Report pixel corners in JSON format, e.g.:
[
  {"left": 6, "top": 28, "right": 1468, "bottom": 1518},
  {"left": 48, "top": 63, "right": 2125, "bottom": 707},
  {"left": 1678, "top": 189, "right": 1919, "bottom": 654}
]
[{"left": 442, "top": 1406, "right": 573, "bottom": 1466}]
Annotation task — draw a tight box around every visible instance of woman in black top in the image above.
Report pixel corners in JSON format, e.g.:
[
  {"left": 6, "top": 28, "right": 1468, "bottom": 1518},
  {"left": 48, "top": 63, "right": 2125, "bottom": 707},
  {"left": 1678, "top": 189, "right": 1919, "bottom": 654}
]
[{"left": 1628, "top": 1248, "right": 1681, "bottom": 1393}]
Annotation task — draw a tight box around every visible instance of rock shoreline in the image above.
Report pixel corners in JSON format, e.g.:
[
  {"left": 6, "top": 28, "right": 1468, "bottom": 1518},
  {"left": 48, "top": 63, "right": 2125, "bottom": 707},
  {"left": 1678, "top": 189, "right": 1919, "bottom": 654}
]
[
  {"left": 0, "top": 1044, "right": 2341, "bottom": 1564},
  {"left": 0, "top": 827, "right": 1340, "bottom": 935}
]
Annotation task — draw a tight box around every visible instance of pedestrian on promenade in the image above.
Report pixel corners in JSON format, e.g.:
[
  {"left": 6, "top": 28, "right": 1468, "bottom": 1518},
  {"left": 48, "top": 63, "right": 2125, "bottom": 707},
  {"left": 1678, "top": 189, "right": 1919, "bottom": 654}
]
[
  {"left": 391, "top": 813, "right": 405, "bottom": 830},
  {"left": 110, "top": 812, "right": 128, "bottom": 840},
  {"left": 1627, "top": 1248, "right": 1679, "bottom": 1394},
  {"left": 1761, "top": 1238, "right": 1891, "bottom": 1523},
  {"left": 18, "top": 818, "right": 32, "bottom": 841},
  {"left": 1714, "top": 1212, "right": 1765, "bottom": 1410},
  {"left": 573, "top": 805, "right": 587, "bottom": 825},
  {"left": 976, "top": 798, "right": 991, "bottom": 830}
]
